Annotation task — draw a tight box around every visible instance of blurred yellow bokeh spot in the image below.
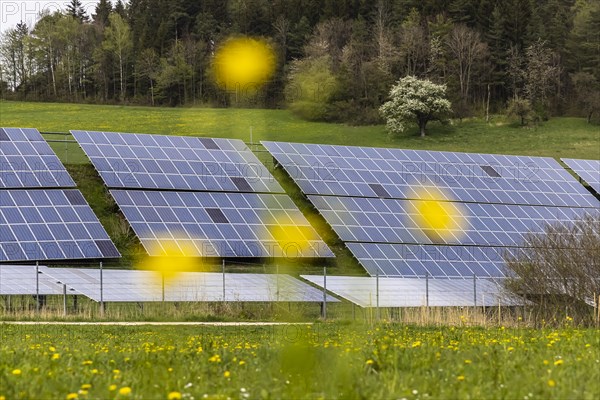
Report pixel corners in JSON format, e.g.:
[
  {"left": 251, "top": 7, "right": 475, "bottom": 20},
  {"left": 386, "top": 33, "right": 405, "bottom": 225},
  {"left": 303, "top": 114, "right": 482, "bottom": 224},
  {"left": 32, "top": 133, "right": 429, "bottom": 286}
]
[
  {"left": 141, "top": 238, "right": 202, "bottom": 281},
  {"left": 411, "top": 187, "right": 467, "bottom": 242},
  {"left": 212, "top": 37, "right": 276, "bottom": 89},
  {"left": 266, "top": 214, "right": 318, "bottom": 259}
]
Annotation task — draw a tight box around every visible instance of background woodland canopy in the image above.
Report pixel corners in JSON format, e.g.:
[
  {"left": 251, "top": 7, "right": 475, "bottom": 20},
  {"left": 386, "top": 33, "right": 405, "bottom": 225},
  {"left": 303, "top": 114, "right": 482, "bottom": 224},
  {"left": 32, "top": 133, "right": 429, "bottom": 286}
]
[{"left": 1, "top": 0, "right": 599, "bottom": 125}]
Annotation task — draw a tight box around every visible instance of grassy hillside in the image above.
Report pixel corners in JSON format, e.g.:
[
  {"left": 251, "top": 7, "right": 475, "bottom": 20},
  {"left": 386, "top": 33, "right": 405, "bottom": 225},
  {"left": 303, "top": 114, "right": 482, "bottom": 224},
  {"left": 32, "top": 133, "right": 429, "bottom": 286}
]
[
  {"left": 1, "top": 101, "right": 598, "bottom": 273},
  {"left": 1, "top": 101, "right": 599, "bottom": 159}
]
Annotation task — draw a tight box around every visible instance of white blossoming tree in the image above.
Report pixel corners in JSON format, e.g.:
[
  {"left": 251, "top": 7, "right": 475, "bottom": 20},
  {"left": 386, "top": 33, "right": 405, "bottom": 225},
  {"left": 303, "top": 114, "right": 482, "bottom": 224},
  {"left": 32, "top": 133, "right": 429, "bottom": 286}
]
[{"left": 379, "top": 76, "right": 452, "bottom": 137}]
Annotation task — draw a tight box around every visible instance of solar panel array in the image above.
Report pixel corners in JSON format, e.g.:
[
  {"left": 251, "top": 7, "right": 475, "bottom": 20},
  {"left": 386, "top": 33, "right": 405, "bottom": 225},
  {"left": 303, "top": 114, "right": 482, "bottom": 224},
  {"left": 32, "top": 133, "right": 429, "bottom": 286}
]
[
  {"left": 73, "top": 131, "right": 332, "bottom": 258},
  {"left": 263, "top": 142, "right": 598, "bottom": 208},
  {"left": 72, "top": 131, "right": 283, "bottom": 193},
  {"left": 39, "top": 267, "right": 339, "bottom": 303},
  {"left": 0, "top": 265, "right": 66, "bottom": 295},
  {"left": 301, "top": 275, "right": 521, "bottom": 307},
  {"left": 309, "top": 195, "right": 595, "bottom": 247},
  {"left": 1, "top": 127, "right": 120, "bottom": 262},
  {"left": 1, "top": 127, "right": 75, "bottom": 188},
  {"left": 264, "top": 141, "right": 599, "bottom": 278},
  {"left": 562, "top": 158, "right": 600, "bottom": 194},
  {"left": 111, "top": 190, "right": 332, "bottom": 257},
  {"left": 346, "top": 244, "right": 513, "bottom": 278},
  {"left": 0, "top": 189, "right": 120, "bottom": 261}
]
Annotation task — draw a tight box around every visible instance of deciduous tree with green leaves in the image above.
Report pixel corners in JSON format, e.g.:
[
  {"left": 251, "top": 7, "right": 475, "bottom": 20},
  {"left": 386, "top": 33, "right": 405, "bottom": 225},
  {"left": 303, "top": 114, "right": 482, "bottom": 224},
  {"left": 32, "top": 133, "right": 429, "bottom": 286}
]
[
  {"left": 103, "top": 13, "right": 132, "bottom": 102},
  {"left": 379, "top": 76, "right": 452, "bottom": 137}
]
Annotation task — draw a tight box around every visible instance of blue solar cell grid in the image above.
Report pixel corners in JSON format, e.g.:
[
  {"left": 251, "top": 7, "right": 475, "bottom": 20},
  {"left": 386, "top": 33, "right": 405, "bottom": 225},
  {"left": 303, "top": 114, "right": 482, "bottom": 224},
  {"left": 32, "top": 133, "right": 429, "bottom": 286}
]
[
  {"left": 562, "top": 158, "right": 600, "bottom": 195},
  {"left": 73, "top": 131, "right": 283, "bottom": 193},
  {"left": 0, "top": 189, "right": 120, "bottom": 261},
  {"left": 111, "top": 190, "right": 334, "bottom": 258},
  {"left": 309, "top": 195, "right": 598, "bottom": 247},
  {"left": 347, "top": 243, "right": 514, "bottom": 278},
  {"left": 0, "top": 127, "right": 75, "bottom": 188},
  {"left": 263, "top": 141, "right": 598, "bottom": 208}
]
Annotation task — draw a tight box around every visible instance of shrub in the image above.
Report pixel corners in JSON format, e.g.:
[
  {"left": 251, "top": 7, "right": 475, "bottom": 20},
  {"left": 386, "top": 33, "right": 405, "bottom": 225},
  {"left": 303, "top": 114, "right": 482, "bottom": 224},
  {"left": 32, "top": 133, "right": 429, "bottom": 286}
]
[{"left": 504, "top": 214, "right": 600, "bottom": 323}]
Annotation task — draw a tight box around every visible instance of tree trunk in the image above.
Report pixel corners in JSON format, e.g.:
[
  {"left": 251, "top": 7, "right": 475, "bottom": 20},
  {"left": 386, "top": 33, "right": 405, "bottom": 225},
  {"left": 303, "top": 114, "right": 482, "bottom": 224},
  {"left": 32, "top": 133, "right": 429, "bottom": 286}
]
[{"left": 419, "top": 119, "right": 427, "bottom": 137}]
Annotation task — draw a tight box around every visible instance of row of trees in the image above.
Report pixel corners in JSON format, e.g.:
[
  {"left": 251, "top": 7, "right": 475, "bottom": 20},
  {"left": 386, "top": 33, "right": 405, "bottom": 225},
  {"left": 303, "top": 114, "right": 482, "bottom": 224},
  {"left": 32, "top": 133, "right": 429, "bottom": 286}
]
[{"left": 0, "top": 0, "right": 599, "bottom": 124}]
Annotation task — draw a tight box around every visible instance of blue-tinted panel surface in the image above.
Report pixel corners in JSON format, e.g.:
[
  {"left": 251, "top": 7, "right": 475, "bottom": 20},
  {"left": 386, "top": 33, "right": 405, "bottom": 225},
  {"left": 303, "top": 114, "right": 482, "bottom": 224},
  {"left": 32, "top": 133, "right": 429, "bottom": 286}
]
[
  {"left": 562, "top": 158, "right": 600, "bottom": 195},
  {"left": 72, "top": 131, "right": 283, "bottom": 193},
  {"left": 0, "top": 189, "right": 120, "bottom": 261},
  {"left": 0, "top": 127, "right": 75, "bottom": 188},
  {"left": 309, "top": 195, "right": 598, "bottom": 247},
  {"left": 347, "top": 243, "right": 514, "bottom": 278},
  {"left": 111, "top": 190, "right": 333, "bottom": 258},
  {"left": 263, "top": 141, "right": 598, "bottom": 208}
]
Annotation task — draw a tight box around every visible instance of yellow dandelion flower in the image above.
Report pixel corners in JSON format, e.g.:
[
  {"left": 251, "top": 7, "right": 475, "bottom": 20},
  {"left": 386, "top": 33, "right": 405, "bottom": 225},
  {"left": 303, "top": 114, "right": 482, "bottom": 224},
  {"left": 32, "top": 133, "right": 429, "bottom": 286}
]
[
  {"left": 78, "top": 390, "right": 88, "bottom": 396},
  {"left": 49, "top": 346, "right": 56, "bottom": 352},
  {"left": 52, "top": 353, "right": 60, "bottom": 360},
  {"left": 548, "top": 379, "right": 556, "bottom": 387},
  {"left": 168, "top": 392, "right": 182, "bottom": 400},
  {"left": 113, "top": 369, "right": 121, "bottom": 374},
  {"left": 11, "top": 369, "right": 21, "bottom": 376},
  {"left": 81, "top": 384, "right": 92, "bottom": 390},
  {"left": 119, "top": 387, "right": 132, "bottom": 396},
  {"left": 239, "top": 360, "right": 246, "bottom": 366},
  {"left": 1, "top": 395, "right": 6, "bottom": 400},
  {"left": 457, "top": 375, "right": 465, "bottom": 381},
  {"left": 543, "top": 360, "right": 549, "bottom": 365},
  {"left": 554, "top": 359, "right": 564, "bottom": 366},
  {"left": 366, "top": 359, "right": 374, "bottom": 365},
  {"left": 167, "top": 367, "right": 173, "bottom": 372},
  {"left": 82, "top": 360, "right": 93, "bottom": 366},
  {"left": 507, "top": 347, "right": 514, "bottom": 352},
  {"left": 66, "top": 393, "right": 78, "bottom": 400},
  {"left": 464, "top": 359, "right": 472, "bottom": 364},
  {"left": 109, "top": 385, "right": 117, "bottom": 391},
  {"left": 224, "top": 371, "right": 231, "bottom": 378}
]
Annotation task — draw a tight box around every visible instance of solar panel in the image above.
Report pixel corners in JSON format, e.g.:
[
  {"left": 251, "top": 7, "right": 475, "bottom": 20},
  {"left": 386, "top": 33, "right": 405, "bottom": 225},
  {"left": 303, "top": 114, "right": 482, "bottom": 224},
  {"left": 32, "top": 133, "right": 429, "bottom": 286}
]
[
  {"left": 263, "top": 141, "right": 598, "bottom": 208},
  {"left": 0, "top": 265, "right": 67, "bottom": 295},
  {"left": 562, "top": 158, "right": 600, "bottom": 195},
  {"left": 346, "top": 243, "right": 514, "bottom": 278},
  {"left": 110, "top": 190, "right": 334, "bottom": 258},
  {"left": 39, "top": 267, "right": 339, "bottom": 303},
  {"left": 0, "top": 189, "right": 121, "bottom": 261},
  {"left": 309, "top": 195, "right": 597, "bottom": 247},
  {"left": 72, "top": 131, "right": 284, "bottom": 193},
  {"left": 0, "top": 127, "right": 75, "bottom": 188},
  {"left": 301, "top": 275, "right": 523, "bottom": 307}
]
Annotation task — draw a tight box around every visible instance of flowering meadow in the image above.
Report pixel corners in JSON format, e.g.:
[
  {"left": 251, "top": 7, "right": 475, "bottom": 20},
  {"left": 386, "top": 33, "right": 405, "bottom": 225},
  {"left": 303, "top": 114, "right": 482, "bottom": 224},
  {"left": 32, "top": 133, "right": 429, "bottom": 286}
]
[{"left": 1, "top": 323, "right": 598, "bottom": 399}]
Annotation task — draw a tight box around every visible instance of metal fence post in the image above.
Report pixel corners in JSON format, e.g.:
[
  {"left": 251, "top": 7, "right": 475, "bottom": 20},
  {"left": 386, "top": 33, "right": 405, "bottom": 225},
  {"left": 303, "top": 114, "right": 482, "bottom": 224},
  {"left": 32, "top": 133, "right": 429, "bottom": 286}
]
[
  {"left": 323, "top": 266, "right": 328, "bottom": 319},
  {"left": 222, "top": 259, "right": 226, "bottom": 302},
  {"left": 162, "top": 271, "right": 165, "bottom": 303},
  {"left": 276, "top": 264, "right": 280, "bottom": 302},
  {"left": 376, "top": 269, "right": 380, "bottom": 321},
  {"left": 473, "top": 274, "right": 477, "bottom": 307},
  {"left": 425, "top": 273, "right": 430, "bottom": 308},
  {"left": 100, "top": 261, "right": 104, "bottom": 316},
  {"left": 63, "top": 284, "right": 67, "bottom": 316},
  {"left": 35, "top": 262, "right": 39, "bottom": 314}
]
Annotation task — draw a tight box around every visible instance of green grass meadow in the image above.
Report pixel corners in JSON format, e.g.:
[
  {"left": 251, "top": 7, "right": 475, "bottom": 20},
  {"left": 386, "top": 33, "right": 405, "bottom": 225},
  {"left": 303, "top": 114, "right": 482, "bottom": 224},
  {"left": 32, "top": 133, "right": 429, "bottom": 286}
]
[
  {"left": 1, "top": 323, "right": 598, "bottom": 400},
  {"left": 1, "top": 101, "right": 599, "bottom": 159}
]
